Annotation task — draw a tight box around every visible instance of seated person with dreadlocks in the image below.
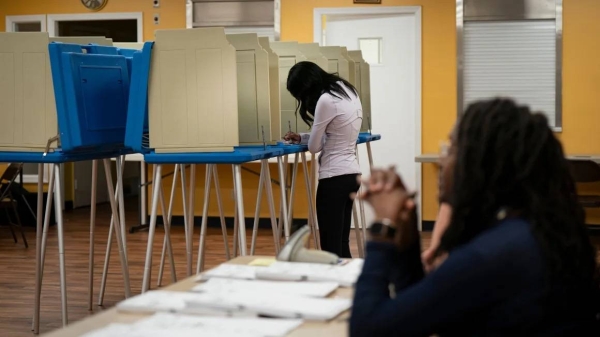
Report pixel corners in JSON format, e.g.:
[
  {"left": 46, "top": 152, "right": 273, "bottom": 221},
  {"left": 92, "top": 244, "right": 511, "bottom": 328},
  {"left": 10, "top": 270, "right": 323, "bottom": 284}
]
[{"left": 350, "top": 98, "right": 600, "bottom": 336}]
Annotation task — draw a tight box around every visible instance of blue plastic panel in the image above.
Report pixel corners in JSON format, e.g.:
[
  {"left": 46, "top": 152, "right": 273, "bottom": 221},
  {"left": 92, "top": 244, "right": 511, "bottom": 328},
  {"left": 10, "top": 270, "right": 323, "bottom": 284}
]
[
  {"left": 240, "top": 144, "right": 308, "bottom": 155},
  {"left": 357, "top": 133, "right": 381, "bottom": 144},
  {"left": 124, "top": 42, "right": 153, "bottom": 153},
  {"left": 49, "top": 43, "right": 130, "bottom": 153},
  {"left": 144, "top": 147, "right": 284, "bottom": 164},
  {"left": 0, "top": 148, "right": 132, "bottom": 164}
]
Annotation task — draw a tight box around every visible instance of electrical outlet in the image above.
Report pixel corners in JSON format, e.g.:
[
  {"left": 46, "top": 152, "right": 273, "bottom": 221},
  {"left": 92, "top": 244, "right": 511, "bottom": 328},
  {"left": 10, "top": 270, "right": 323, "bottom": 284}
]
[
  {"left": 153, "top": 0, "right": 160, "bottom": 8},
  {"left": 153, "top": 13, "right": 160, "bottom": 25}
]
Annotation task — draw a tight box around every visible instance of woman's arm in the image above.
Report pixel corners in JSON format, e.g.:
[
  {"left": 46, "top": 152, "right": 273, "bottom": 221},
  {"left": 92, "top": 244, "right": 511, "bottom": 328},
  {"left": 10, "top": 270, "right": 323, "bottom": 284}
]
[
  {"left": 351, "top": 242, "right": 506, "bottom": 337},
  {"left": 298, "top": 95, "right": 337, "bottom": 154}
]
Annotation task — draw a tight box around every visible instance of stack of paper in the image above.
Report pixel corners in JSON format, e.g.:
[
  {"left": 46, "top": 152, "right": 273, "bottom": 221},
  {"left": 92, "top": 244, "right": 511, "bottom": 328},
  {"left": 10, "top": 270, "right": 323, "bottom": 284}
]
[
  {"left": 196, "top": 259, "right": 364, "bottom": 287},
  {"left": 83, "top": 313, "right": 303, "bottom": 337},
  {"left": 192, "top": 278, "right": 339, "bottom": 298},
  {"left": 184, "top": 291, "right": 352, "bottom": 320},
  {"left": 196, "top": 264, "right": 261, "bottom": 281},
  {"left": 116, "top": 290, "right": 254, "bottom": 317},
  {"left": 256, "top": 259, "right": 364, "bottom": 287}
]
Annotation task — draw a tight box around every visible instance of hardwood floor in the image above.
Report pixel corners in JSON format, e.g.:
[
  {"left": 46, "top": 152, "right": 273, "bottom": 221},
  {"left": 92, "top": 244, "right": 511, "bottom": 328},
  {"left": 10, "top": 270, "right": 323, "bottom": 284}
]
[{"left": 1, "top": 199, "right": 597, "bottom": 336}]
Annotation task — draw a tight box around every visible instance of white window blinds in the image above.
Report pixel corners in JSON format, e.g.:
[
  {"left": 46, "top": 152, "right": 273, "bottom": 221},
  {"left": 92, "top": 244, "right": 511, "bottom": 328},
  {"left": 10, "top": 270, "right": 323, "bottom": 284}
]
[{"left": 463, "top": 20, "right": 557, "bottom": 127}]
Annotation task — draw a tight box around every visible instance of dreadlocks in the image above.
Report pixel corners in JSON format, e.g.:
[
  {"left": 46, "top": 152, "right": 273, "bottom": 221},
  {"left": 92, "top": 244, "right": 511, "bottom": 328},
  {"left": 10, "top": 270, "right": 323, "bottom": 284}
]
[{"left": 438, "top": 98, "right": 598, "bottom": 290}]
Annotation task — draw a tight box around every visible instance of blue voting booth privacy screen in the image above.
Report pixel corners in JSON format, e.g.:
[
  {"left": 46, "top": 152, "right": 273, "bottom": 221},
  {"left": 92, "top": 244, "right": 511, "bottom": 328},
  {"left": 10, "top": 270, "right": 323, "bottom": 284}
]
[{"left": 49, "top": 42, "right": 131, "bottom": 153}]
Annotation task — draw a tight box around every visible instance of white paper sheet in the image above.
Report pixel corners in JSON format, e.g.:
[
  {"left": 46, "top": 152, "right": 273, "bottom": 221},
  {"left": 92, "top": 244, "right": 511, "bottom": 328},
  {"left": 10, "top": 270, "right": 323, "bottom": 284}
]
[
  {"left": 184, "top": 291, "right": 352, "bottom": 321},
  {"left": 195, "top": 264, "right": 261, "bottom": 281},
  {"left": 115, "top": 290, "right": 254, "bottom": 317},
  {"left": 256, "top": 260, "right": 364, "bottom": 287},
  {"left": 192, "top": 278, "right": 339, "bottom": 298},
  {"left": 81, "top": 313, "right": 303, "bottom": 337}
]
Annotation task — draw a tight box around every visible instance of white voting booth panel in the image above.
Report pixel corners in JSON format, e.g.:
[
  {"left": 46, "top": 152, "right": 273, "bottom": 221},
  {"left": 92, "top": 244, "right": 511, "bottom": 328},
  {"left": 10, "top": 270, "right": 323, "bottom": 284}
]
[
  {"left": 348, "top": 50, "right": 372, "bottom": 132},
  {"left": 113, "top": 42, "right": 144, "bottom": 49},
  {"left": 0, "top": 33, "right": 56, "bottom": 152},
  {"left": 320, "top": 46, "right": 350, "bottom": 83},
  {"left": 226, "top": 33, "right": 273, "bottom": 144},
  {"left": 0, "top": 33, "right": 116, "bottom": 152},
  {"left": 269, "top": 41, "right": 308, "bottom": 134},
  {"left": 258, "top": 37, "right": 282, "bottom": 141},
  {"left": 50, "top": 36, "right": 113, "bottom": 45},
  {"left": 340, "top": 47, "right": 357, "bottom": 87},
  {"left": 149, "top": 28, "right": 239, "bottom": 153},
  {"left": 298, "top": 43, "right": 329, "bottom": 72}
]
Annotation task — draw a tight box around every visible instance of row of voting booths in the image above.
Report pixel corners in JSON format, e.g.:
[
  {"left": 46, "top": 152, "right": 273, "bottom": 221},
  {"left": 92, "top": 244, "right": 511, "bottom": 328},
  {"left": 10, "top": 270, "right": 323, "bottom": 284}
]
[{"left": 0, "top": 27, "right": 377, "bottom": 333}]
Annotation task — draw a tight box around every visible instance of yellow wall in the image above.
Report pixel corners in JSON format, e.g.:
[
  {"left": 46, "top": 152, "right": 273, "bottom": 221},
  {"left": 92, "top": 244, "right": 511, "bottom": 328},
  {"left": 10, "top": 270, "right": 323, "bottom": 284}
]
[{"left": 0, "top": 0, "right": 186, "bottom": 41}]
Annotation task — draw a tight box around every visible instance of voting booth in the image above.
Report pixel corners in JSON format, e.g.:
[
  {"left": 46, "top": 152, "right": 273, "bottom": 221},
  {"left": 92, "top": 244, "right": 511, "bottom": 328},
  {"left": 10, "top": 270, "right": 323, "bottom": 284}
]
[
  {"left": 348, "top": 50, "right": 372, "bottom": 132},
  {"left": 298, "top": 43, "right": 330, "bottom": 72},
  {"left": 320, "top": 46, "right": 350, "bottom": 83},
  {"left": 226, "top": 33, "right": 273, "bottom": 144},
  {"left": 258, "top": 37, "right": 282, "bottom": 141},
  {"left": 340, "top": 47, "right": 358, "bottom": 87},
  {"left": 148, "top": 28, "right": 239, "bottom": 153},
  {"left": 269, "top": 41, "right": 308, "bottom": 134},
  {"left": 0, "top": 33, "right": 58, "bottom": 152}
]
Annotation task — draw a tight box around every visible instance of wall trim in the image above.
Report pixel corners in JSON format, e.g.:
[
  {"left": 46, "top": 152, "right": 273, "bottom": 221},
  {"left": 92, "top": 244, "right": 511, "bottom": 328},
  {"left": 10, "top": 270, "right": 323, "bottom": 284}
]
[
  {"left": 313, "top": 5, "right": 423, "bottom": 229},
  {"left": 5, "top": 14, "right": 47, "bottom": 32},
  {"left": 47, "top": 12, "right": 143, "bottom": 42}
]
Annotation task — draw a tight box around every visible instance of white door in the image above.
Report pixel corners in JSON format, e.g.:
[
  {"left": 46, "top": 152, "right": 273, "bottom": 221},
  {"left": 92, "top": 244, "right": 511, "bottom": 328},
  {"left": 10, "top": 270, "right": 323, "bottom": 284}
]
[{"left": 324, "top": 12, "right": 420, "bottom": 224}]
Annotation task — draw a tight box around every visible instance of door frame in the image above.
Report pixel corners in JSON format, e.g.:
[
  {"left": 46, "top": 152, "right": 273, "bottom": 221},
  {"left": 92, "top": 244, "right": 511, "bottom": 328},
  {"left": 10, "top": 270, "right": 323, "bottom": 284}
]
[
  {"left": 313, "top": 6, "right": 423, "bottom": 229},
  {"left": 47, "top": 12, "right": 143, "bottom": 42},
  {"left": 5, "top": 15, "right": 47, "bottom": 32}
]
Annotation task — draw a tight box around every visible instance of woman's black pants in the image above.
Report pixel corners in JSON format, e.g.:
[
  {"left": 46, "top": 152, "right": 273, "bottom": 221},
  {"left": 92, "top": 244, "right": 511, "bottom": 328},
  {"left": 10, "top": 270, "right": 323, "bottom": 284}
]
[{"left": 316, "top": 174, "right": 360, "bottom": 258}]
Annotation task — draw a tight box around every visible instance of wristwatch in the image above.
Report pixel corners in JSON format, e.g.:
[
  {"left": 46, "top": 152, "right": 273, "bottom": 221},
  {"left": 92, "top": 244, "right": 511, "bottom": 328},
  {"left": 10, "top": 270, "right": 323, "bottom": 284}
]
[{"left": 369, "top": 218, "right": 397, "bottom": 239}]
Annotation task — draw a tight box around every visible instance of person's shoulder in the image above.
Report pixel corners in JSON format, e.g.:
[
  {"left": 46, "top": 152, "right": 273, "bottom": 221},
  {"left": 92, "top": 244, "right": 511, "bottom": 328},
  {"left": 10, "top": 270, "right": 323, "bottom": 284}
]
[{"left": 467, "top": 218, "right": 542, "bottom": 263}]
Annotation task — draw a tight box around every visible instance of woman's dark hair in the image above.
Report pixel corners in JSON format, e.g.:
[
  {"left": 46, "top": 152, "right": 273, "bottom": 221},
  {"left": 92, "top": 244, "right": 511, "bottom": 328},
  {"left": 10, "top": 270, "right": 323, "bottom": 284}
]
[
  {"left": 439, "top": 98, "right": 598, "bottom": 290},
  {"left": 287, "top": 61, "right": 358, "bottom": 126}
]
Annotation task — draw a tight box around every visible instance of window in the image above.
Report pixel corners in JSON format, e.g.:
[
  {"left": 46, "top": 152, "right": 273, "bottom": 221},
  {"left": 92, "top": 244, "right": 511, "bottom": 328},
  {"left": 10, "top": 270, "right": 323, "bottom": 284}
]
[
  {"left": 463, "top": 20, "right": 557, "bottom": 127},
  {"left": 359, "top": 38, "right": 382, "bottom": 65}
]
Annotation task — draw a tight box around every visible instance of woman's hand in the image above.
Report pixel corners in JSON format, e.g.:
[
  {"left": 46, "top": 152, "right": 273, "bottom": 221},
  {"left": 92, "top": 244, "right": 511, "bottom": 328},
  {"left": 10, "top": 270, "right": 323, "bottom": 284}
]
[
  {"left": 357, "top": 166, "right": 418, "bottom": 250},
  {"left": 283, "top": 132, "right": 301, "bottom": 144}
]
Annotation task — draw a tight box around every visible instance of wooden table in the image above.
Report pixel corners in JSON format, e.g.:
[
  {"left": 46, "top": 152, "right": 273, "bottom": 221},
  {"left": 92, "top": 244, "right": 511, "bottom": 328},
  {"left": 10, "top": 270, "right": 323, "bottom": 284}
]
[{"left": 42, "top": 256, "right": 352, "bottom": 337}]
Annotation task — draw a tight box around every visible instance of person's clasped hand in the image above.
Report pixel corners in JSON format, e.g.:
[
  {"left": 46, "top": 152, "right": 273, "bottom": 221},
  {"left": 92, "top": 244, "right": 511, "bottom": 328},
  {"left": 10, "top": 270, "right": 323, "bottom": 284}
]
[
  {"left": 355, "top": 166, "right": 419, "bottom": 250},
  {"left": 283, "top": 132, "right": 301, "bottom": 144}
]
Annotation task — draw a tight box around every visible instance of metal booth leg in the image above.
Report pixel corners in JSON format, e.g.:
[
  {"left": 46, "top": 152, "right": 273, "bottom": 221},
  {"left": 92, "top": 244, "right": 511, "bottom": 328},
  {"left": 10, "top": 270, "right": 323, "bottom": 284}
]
[
  {"left": 301, "top": 152, "right": 319, "bottom": 249},
  {"left": 276, "top": 156, "right": 290, "bottom": 243},
  {"left": 88, "top": 160, "right": 98, "bottom": 311},
  {"left": 263, "top": 159, "right": 281, "bottom": 253},
  {"left": 142, "top": 164, "right": 162, "bottom": 293},
  {"left": 212, "top": 165, "right": 230, "bottom": 260},
  {"left": 52, "top": 164, "right": 68, "bottom": 326},
  {"left": 158, "top": 164, "right": 180, "bottom": 287},
  {"left": 187, "top": 164, "right": 197, "bottom": 275},
  {"left": 102, "top": 159, "right": 131, "bottom": 298},
  {"left": 32, "top": 164, "right": 45, "bottom": 333},
  {"left": 250, "top": 164, "right": 265, "bottom": 255},
  {"left": 233, "top": 164, "right": 247, "bottom": 256},
  {"left": 196, "top": 165, "right": 212, "bottom": 273}
]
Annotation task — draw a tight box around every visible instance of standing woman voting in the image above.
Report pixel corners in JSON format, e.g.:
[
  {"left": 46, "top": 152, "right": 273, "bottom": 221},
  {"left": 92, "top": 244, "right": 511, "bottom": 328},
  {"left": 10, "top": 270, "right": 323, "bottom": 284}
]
[{"left": 284, "top": 61, "right": 362, "bottom": 258}]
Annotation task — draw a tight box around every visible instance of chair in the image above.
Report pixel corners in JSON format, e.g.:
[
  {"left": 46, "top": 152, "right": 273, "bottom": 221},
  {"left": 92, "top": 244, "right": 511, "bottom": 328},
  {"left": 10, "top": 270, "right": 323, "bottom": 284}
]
[
  {"left": 568, "top": 160, "right": 600, "bottom": 208},
  {"left": 0, "top": 163, "right": 28, "bottom": 247}
]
